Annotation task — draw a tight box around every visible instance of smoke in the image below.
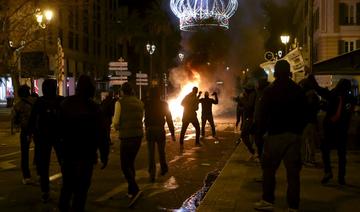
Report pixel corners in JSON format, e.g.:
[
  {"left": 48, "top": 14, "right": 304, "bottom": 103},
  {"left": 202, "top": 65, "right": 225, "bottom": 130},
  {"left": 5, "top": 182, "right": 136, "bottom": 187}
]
[{"left": 168, "top": 0, "right": 268, "bottom": 116}]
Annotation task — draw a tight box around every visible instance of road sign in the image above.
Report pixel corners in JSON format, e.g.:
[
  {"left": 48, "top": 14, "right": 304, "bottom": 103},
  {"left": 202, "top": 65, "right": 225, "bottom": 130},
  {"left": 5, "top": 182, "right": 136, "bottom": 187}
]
[
  {"left": 109, "top": 67, "right": 128, "bottom": 71},
  {"left": 136, "top": 73, "right": 148, "bottom": 78},
  {"left": 109, "top": 61, "right": 128, "bottom": 67},
  {"left": 136, "top": 78, "right": 148, "bottom": 82},
  {"left": 111, "top": 76, "right": 128, "bottom": 80},
  {"left": 115, "top": 70, "right": 131, "bottom": 76},
  {"left": 136, "top": 82, "right": 148, "bottom": 86},
  {"left": 110, "top": 80, "right": 127, "bottom": 86}
]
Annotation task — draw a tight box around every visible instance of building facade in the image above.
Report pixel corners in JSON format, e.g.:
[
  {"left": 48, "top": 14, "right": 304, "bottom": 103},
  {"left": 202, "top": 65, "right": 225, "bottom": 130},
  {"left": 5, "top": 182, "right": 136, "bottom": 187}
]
[{"left": 293, "top": 0, "right": 360, "bottom": 88}]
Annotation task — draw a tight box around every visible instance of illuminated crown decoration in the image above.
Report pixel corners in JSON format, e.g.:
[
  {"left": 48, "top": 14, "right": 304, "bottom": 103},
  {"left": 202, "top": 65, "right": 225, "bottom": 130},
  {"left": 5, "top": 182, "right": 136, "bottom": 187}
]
[{"left": 170, "top": 0, "right": 238, "bottom": 31}]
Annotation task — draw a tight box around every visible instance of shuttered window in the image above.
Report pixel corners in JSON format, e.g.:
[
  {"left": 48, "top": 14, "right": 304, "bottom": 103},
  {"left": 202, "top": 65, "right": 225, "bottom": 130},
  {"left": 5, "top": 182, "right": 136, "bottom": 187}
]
[
  {"left": 339, "top": 3, "right": 348, "bottom": 25},
  {"left": 357, "top": 3, "right": 360, "bottom": 25}
]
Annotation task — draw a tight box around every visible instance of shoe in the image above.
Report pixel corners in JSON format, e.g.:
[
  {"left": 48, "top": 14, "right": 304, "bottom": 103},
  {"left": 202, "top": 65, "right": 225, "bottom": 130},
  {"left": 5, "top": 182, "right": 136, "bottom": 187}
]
[
  {"left": 22, "top": 178, "right": 32, "bottom": 185},
  {"left": 254, "top": 200, "right": 274, "bottom": 211},
  {"left": 338, "top": 177, "right": 346, "bottom": 185},
  {"left": 128, "top": 190, "right": 142, "bottom": 208},
  {"left": 42, "top": 192, "right": 50, "bottom": 203},
  {"left": 288, "top": 208, "right": 298, "bottom": 212},
  {"left": 321, "top": 173, "right": 333, "bottom": 184}
]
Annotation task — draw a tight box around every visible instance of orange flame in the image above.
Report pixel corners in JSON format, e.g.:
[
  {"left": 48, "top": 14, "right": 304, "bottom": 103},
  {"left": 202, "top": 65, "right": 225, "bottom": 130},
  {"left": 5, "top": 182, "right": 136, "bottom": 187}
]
[{"left": 168, "top": 71, "right": 201, "bottom": 121}]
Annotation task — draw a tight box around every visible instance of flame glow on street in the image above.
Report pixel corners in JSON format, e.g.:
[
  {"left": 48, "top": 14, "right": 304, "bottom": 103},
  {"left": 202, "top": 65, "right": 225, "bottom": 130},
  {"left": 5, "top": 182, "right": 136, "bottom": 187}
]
[{"left": 168, "top": 71, "right": 201, "bottom": 121}]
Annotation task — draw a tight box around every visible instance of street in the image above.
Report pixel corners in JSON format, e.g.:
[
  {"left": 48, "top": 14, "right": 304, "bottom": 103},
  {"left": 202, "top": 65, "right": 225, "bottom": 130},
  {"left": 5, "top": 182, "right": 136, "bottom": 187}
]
[{"left": 0, "top": 107, "right": 238, "bottom": 212}]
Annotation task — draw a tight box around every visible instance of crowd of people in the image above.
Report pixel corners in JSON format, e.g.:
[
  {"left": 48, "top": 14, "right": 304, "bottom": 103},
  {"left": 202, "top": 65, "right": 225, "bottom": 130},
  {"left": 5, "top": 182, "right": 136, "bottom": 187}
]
[
  {"left": 11, "top": 75, "right": 219, "bottom": 211},
  {"left": 233, "top": 60, "right": 356, "bottom": 212},
  {"left": 10, "top": 59, "right": 357, "bottom": 212}
]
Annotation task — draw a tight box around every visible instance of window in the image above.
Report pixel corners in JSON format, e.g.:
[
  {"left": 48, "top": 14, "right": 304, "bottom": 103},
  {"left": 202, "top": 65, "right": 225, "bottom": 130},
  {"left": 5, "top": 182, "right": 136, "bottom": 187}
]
[
  {"left": 339, "top": 39, "right": 360, "bottom": 54},
  {"left": 314, "top": 8, "right": 319, "bottom": 31},
  {"left": 357, "top": 3, "right": 360, "bottom": 24},
  {"left": 339, "top": 2, "right": 360, "bottom": 25}
]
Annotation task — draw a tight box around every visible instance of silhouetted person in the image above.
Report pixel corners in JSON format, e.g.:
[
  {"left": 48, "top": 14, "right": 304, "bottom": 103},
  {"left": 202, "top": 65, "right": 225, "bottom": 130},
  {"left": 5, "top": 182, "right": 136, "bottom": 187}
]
[
  {"left": 234, "top": 95, "right": 244, "bottom": 129},
  {"left": 237, "top": 84, "right": 256, "bottom": 159},
  {"left": 101, "top": 91, "right": 117, "bottom": 145},
  {"left": 28, "top": 79, "right": 64, "bottom": 202},
  {"left": 254, "top": 60, "right": 307, "bottom": 211},
  {"left": 144, "top": 87, "right": 176, "bottom": 182},
  {"left": 315, "top": 78, "right": 355, "bottom": 185},
  {"left": 253, "top": 75, "right": 270, "bottom": 161},
  {"left": 199, "top": 91, "right": 218, "bottom": 137},
  {"left": 299, "top": 75, "right": 321, "bottom": 166},
  {"left": 12, "top": 84, "right": 35, "bottom": 184},
  {"left": 179, "top": 87, "right": 201, "bottom": 149},
  {"left": 58, "top": 75, "right": 109, "bottom": 212},
  {"left": 112, "top": 82, "right": 144, "bottom": 207}
]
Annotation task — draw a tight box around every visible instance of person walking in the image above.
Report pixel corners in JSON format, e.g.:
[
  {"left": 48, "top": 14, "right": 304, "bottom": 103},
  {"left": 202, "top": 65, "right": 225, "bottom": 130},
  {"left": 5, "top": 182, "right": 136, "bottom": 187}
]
[
  {"left": 237, "top": 84, "right": 257, "bottom": 159},
  {"left": 179, "top": 87, "right": 201, "bottom": 150},
  {"left": 144, "top": 87, "right": 176, "bottom": 182},
  {"left": 314, "top": 78, "right": 355, "bottom": 185},
  {"left": 58, "top": 75, "right": 109, "bottom": 212},
  {"left": 112, "top": 82, "right": 144, "bottom": 207},
  {"left": 254, "top": 60, "right": 307, "bottom": 212},
  {"left": 299, "top": 75, "right": 321, "bottom": 167},
  {"left": 12, "top": 85, "right": 36, "bottom": 184},
  {"left": 199, "top": 91, "right": 218, "bottom": 138},
  {"left": 28, "top": 79, "right": 64, "bottom": 202},
  {"left": 253, "top": 71, "right": 270, "bottom": 168},
  {"left": 100, "top": 91, "right": 117, "bottom": 145}
]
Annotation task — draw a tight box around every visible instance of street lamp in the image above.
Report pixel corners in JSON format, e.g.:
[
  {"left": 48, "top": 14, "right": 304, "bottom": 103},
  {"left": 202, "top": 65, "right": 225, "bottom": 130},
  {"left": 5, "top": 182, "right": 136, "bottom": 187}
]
[
  {"left": 35, "top": 8, "right": 53, "bottom": 75},
  {"left": 146, "top": 42, "right": 156, "bottom": 82},
  {"left": 280, "top": 35, "right": 290, "bottom": 54},
  {"left": 178, "top": 53, "right": 184, "bottom": 62}
]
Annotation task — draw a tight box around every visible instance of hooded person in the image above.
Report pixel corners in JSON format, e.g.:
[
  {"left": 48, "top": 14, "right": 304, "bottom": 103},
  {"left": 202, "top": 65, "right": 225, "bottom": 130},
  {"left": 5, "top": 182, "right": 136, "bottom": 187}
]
[
  {"left": 28, "top": 79, "right": 64, "bottom": 202},
  {"left": 58, "top": 75, "right": 109, "bottom": 212}
]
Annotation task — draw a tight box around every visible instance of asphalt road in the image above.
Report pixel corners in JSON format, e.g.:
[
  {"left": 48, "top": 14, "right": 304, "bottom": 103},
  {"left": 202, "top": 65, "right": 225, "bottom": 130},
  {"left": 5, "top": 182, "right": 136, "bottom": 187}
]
[{"left": 0, "top": 107, "right": 239, "bottom": 212}]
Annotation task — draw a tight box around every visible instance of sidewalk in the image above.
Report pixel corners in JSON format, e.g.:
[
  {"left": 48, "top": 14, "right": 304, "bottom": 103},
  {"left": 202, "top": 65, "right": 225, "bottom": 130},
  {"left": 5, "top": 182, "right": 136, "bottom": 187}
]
[{"left": 198, "top": 143, "right": 360, "bottom": 211}]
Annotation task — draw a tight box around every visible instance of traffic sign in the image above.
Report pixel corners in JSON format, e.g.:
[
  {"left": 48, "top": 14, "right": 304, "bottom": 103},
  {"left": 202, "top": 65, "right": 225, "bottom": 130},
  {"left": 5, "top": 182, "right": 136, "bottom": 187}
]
[
  {"left": 110, "top": 80, "right": 127, "bottom": 86},
  {"left": 136, "top": 73, "right": 148, "bottom": 78},
  {"left": 109, "top": 61, "right": 128, "bottom": 67},
  {"left": 115, "top": 71, "right": 131, "bottom": 76},
  {"left": 136, "top": 78, "right": 148, "bottom": 82},
  {"left": 136, "top": 82, "right": 148, "bottom": 86},
  {"left": 109, "top": 67, "right": 128, "bottom": 71},
  {"left": 111, "top": 76, "right": 128, "bottom": 80}
]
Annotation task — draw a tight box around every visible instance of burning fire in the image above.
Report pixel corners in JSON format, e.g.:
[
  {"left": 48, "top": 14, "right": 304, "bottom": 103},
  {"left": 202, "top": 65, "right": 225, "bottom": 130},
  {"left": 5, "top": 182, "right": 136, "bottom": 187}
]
[{"left": 168, "top": 71, "right": 201, "bottom": 121}]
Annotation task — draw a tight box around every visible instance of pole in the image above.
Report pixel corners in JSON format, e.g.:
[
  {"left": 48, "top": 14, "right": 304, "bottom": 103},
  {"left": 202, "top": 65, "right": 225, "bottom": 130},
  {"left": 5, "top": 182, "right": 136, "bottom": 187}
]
[
  {"left": 139, "top": 71, "right": 142, "bottom": 100},
  {"left": 150, "top": 54, "right": 153, "bottom": 85},
  {"left": 43, "top": 27, "right": 48, "bottom": 75}
]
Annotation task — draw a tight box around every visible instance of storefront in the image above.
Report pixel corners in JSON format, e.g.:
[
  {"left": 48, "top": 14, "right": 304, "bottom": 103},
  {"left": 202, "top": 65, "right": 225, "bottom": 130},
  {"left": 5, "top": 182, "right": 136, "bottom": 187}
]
[{"left": 0, "top": 77, "right": 14, "bottom": 106}]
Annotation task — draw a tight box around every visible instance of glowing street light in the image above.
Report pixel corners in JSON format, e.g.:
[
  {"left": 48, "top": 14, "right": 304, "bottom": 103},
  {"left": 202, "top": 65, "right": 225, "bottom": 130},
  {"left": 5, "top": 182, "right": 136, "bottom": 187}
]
[
  {"left": 280, "top": 35, "right": 290, "bottom": 54},
  {"left": 178, "top": 53, "right": 184, "bottom": 62},
  {"left": 35, "top": 8, "right": 53, "bottom": 28},
  {"left": 35, "top": 8, "right": 53, "bottom": 74}
]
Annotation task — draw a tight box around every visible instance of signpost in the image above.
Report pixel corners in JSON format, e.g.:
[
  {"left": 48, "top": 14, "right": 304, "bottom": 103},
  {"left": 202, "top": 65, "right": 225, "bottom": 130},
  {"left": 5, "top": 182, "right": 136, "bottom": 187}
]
[
  {"left": 136, "top": 72, "right": 148, "bottom": 99},
  {"left": 108, "top": 57, "right": 130, "bottom": 86}
]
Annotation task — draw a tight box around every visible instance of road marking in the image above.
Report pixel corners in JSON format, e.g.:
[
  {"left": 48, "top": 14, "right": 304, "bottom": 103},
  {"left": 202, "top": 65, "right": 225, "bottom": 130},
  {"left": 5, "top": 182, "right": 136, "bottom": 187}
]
[
  {"left": 0, "top": 160, "right": 16, "bottom": 170},
  {"left": 0, "top": 148, "right": 34, "bottom": 159},
  {"left": 49, "top": 173, "right": 62, "bottom": 181}
]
